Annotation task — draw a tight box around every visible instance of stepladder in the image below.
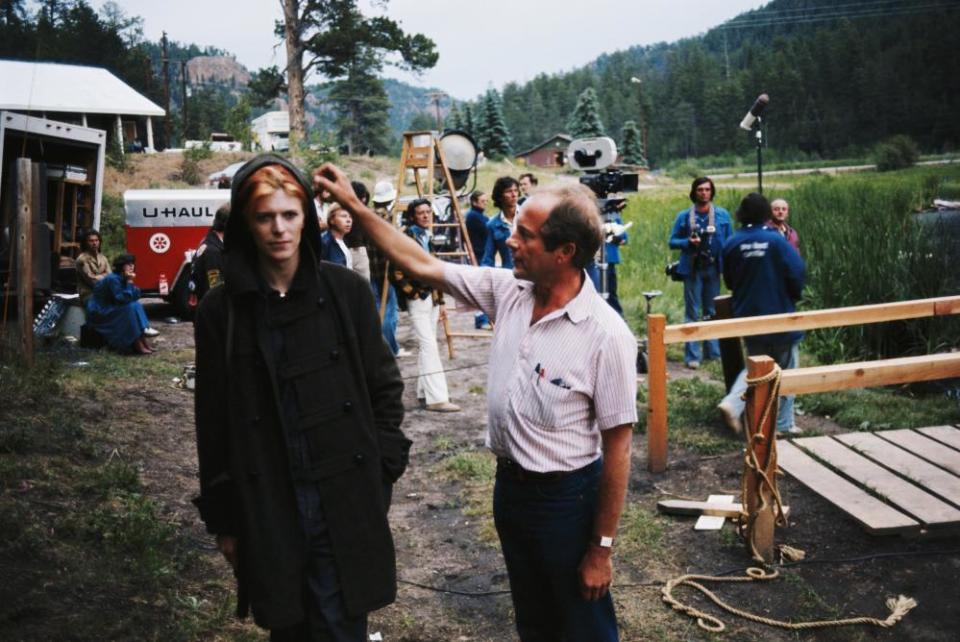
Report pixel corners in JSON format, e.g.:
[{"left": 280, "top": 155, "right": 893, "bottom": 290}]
[{"left": 383, "top": 131, "right": 481, "bottom": 359}]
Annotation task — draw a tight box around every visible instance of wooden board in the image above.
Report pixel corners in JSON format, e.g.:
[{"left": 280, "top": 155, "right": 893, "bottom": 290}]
[
  {"left": 874, "top": 429, "right": 960, "bottom": 476},
  {"left": 777, "top": 441, "right": 919, "bottom": 535},
  {"left": 797, "top": 436, "right": 960, "bottom": 526},
  {"left": 694, "top": 495, "right": 737, "bottom": 530},
  {"left": 918, "top": 425, "right": 960, "bottom": 451},
  {"left": 778, "top": 352, "right": 960, "bottom": 396},
  {"left": 836, "top": 432, "right": 960, "bottom": 508}
]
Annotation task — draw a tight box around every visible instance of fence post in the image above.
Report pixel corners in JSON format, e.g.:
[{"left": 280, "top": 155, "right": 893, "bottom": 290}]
[
  {"left": 647, "top": 314, "right": 667, "bottom": 473},
  {"left": 743, "top": 355, "right": 778, "bottom": 563},
  {"left": 714, "top": 294, "right": 744, "bottom": 392},
  {"left": 16, "top": 158, "right": 34, "bottom": 368}
]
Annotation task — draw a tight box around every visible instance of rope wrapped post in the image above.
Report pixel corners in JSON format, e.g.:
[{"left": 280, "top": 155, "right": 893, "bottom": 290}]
[
  {"left": 743, "top": 355, "right": 781, "bottom": 563},
  {"left": 647, "top": 313, "right": 668, "bottom": 473}
]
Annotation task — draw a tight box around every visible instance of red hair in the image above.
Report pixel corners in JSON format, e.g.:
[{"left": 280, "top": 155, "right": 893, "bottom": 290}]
[{"left": 236, "top": 164, "right": 308, "bottom": 213}]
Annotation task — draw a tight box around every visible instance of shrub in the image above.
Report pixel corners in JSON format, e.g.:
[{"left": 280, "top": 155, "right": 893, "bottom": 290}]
[{"left": 873, "top": 135, "right": 919, "bottom": 171}]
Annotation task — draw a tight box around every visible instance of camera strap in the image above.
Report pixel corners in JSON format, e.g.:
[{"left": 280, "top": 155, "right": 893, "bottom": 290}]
[{"left": 687, "top": 204, "right": 715, "bottom": 237}]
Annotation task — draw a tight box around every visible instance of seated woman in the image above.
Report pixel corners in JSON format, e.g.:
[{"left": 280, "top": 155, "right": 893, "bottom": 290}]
[{"left": 86, "top": 254, "right": 154, "bottom": 355}]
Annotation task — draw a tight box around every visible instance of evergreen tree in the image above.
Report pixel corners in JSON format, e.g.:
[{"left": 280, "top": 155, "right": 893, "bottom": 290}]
[
  {"left": 329, "top": 68, "right": 392, "bottom": 155},
  {"left": 480, "top": 90, "right": 512, "bottom": 159},
  {"left": 620, "top": 120, "right": 647, "bottom": 168},
  {"left": 463, "top": 103, "right": 476, "bottom": 141},
  {"left": 225, "top": 96, "right": 254, "bottom": 150},
  {"left": 448, "top": 102, "right": 464, "bottom": 130},
  {"left": 567, "top": 87, "right": 605, "bottom": 138}
]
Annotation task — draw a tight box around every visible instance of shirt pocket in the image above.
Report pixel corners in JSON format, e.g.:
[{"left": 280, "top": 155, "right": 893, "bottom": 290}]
[{"left": 511, "top": 377, "right": 577, "bottom": 430}]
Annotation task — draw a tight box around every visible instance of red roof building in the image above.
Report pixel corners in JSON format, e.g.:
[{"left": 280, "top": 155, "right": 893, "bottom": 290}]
[{"left": 515, "top": 134, "right": 572, "bottom": 168}]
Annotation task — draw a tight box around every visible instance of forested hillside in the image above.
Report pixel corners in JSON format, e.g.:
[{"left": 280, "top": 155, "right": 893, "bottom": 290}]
[{"left": 472, "top": 0, "right": 960, "bottom": 165}]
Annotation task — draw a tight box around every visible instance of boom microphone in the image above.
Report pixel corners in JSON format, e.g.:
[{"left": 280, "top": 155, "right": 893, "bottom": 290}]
[{"left": 739, "top": 93, "right": 770, "bottom": 130}]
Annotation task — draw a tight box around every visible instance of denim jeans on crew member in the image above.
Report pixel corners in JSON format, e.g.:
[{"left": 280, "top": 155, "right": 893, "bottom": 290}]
[
  {"left": 493, "top": 458, "right": 619, "bottom": 642},
  {"left": 683, "top": 267, "right": 721, "bottom": 364},
  {"left": 720, "top": 340, "right": 800, "bottom": 431}
]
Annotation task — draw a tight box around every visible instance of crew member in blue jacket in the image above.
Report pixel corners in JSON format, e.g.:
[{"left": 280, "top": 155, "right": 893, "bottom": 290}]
[
  {"left": 86, "top": 254, "right": 154, "bottom": 354},
  {"left": 668, "top": 177, "right": 733, "bottom": 368},
  {"left": 717, "top": 192, "right": 806, "bottom": 435},
  {"left": 481, "top": 176, "right": 519, "bottom": 269},
  {"left": 464, "top": 190, "right": 491, "bottom": 329}
]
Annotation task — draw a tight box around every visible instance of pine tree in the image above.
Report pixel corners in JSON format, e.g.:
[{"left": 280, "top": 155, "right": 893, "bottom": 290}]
[
  {"left": 448, "top": 102, "right": 464, "bottom": 130},
  {"left": 620, "top": 120, "right": 647, "bottom": 168},
  {"left": 480, "top": 90, "right": 512, "bottom": 159},
  {"left": 567, "top": 87, "right": 605, "bottom": 138},
  {"left": 463, "top": 103, "right": 476, "bottom": 141}
]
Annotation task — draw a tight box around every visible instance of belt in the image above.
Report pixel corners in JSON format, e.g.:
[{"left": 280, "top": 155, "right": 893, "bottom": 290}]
[{"left": 495, "top": 457, "right": 592, "bottom": 483}]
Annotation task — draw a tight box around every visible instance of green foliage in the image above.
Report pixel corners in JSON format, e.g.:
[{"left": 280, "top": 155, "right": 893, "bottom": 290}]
[
  {"left": 478, "top": 90, "right": 512, "bottom": 159},
  {"left": 224, "top": 97, "right": 254, "bottom": 151},
  {"left": 98, "top": 193, "right": 126, "bottom": 258},
  {"left": 106, "top": 135, "right": 128, "bottom": 172},
  {"left": 247, "top": 65, "right": 285, "bottom": 108},
  {"left": 635, "top": 376, "right": 741, "bottom": 455},
  {"left": 439, "top": 450, "right": 496, "bottom": 483},
  {"left": 873, "top": 134, "right": 920, "bottom": 171},
  {"left": 620, "top": 120, "right": 647, "bottom": 167},
  {"left": 463, "top": 103, "right": 476, "bottom": 140},
  {"left": 793, "top": 168, "right": 960, "bottom": 361},
  {"left": 448, "top": 102, "right": 464, "bottom": 130},
  {"left": 802, "top": 387, "right": 960, "bottom": 431},
  {"left": 330, "top": 69, "right": 393, "bottom": 155},
  {"left": 179, "top": 144, "right": 211, "bottom": 186},
  {"left": 407, "top": 111, "right": 436, "bottom": 132},
  {"left": 567, "top": 87, "right": 605, "bottom": 138}
]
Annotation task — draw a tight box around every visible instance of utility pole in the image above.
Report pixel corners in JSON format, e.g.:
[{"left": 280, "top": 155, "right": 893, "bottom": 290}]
[
  {"left": 180, "top": 60, "right": 189, "bottom": 138},
  {"left": 161, "top": 32, "right": 170, "bottom": 148},
  {"left": 426, "top": 91, "right": 447, "bottom": 131}
]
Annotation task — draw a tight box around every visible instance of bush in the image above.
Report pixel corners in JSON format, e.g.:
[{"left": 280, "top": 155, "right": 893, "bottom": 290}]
[
  {"left": 106, "top": 137, "right": 128, "bottom": 172},
  {"left": 873, "top": 135, "right": 919, "bottom": 171}
]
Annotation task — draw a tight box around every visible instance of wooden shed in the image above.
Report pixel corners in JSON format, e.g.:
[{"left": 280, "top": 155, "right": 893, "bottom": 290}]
[{"left": 515, "top": 134, "right": 571, "bottom": 168}]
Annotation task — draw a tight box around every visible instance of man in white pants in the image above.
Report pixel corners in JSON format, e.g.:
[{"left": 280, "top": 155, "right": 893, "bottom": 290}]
[{"left": 393, "top": 199, "right": 460, "bottom": 413}]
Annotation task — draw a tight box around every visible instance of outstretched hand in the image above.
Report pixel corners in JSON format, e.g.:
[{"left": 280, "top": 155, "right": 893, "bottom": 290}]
[{"left": 312, "top": 163, "right": 361, "bottom": 212}]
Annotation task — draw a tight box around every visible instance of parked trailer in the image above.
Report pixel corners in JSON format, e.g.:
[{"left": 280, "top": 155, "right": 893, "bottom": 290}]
[{"left": 124, "top": 189, "right": 229, "bottom": 316}]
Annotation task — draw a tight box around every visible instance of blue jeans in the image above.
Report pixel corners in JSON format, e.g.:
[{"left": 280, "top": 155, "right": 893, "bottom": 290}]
[
  {"left": 493, "top": 459, "right": 618, "bottom": 642},
  {"left": 683, "top": 267, "right": 721, "bottom": 364},
  {"left": 720, "top": 340, "right": 799, "bottom": 432},
  {"left": 370, "top": 280, "right": 399, "bottom": 355}
]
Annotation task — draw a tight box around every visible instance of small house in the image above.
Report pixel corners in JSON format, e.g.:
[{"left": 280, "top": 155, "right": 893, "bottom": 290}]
[{"left": 515, "top": 134, "right": 572, "bottom": 168}]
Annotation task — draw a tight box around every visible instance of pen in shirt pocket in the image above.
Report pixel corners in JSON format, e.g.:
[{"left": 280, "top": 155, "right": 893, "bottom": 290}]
[
  {"left": 549, "top": 377, "right": 571, "bottom": 390},
  {"left": 534, "top": 362, "right": 545, "bottom": 384}
]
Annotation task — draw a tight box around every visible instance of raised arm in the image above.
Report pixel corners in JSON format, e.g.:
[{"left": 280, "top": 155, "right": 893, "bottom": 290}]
[{"left": 313, "top": 163, "right": 447, "bottom": 289}]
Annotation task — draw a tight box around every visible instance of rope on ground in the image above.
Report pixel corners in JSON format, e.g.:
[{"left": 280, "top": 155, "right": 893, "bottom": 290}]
[
  {"left": 399, "top": 360, "right": 488, "bottom": 381},
  {"left": 661, "top": 567, "right": 917, "bottom": 633},
  {"left": 738, "top": 363, "right": 788, "bottom": 561}
]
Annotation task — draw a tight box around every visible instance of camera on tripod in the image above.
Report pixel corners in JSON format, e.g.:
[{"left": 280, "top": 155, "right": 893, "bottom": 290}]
[{"left": 567, "top": 137, "right": 639, "bottom": 215}]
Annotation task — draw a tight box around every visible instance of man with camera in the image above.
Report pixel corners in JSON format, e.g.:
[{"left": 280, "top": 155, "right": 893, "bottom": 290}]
[
  {"left": 668, "top": 176, "right": 733, "bottom": 369},
  {"left": 314, "top": 163, "right": 637, "bottom": 642}
]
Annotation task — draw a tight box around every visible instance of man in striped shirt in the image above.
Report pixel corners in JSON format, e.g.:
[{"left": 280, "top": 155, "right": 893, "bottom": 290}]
[{"left": 315, "top": 163, "right": 638, "bottom": 642}]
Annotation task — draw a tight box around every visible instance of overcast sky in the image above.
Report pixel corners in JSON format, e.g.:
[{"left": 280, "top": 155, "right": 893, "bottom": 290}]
[{"left": 91, "top": 0, "right": 769, "bottom": 100}]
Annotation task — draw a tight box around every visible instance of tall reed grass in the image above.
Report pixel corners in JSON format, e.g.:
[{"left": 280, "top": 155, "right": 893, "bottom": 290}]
[{"left": 617, "top": 166, "right": 960, "bottom": 364}]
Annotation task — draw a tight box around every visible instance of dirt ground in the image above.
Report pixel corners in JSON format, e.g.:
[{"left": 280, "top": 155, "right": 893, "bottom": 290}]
[{"left": 79, "top": 297, "right": 958, "bottom": 642}]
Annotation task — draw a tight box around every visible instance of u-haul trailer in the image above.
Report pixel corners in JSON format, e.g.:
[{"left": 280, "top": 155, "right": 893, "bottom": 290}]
[{"left": 124, "top": 189, "right": 230, "bottom": 316}]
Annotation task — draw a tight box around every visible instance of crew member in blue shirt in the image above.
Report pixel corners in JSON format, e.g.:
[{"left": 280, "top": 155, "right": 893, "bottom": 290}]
[
  {"left": 464, "top": 190, "right": 491, "bottom": 329},
  {"left": 481, "top": 176, "right": 519, "bottom": 269},
  {"left": 717, "top": 192, "right": 806, "bottom": 435},
  {"left": 668, "top": 177, "right": 733, "bottom": 369}
]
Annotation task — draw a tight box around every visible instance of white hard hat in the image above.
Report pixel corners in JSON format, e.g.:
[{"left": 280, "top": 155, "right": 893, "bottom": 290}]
[{"left": 373, "top": 180, "right": 397, "bottom": 204}]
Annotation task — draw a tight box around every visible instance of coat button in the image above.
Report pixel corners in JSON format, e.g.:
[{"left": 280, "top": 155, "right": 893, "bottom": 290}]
[
  {"left": 317, "top": 296, "right": 325, "bottom": 307},
  {"left": 251, "top": 415, "right": 260, "bottom": 424},
  {"left": 330, "top": 348, "right": 340, "bottom": 361},
  {"left": 342, "top": 400, "right": 353, "bottom": 412},
  {"left": 354, "top": 453, "right": 365, "bottom": 464}
]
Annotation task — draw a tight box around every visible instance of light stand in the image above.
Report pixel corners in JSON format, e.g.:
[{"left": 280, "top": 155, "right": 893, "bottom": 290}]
[
  {"left": 755, "top": 116, "right": 763, "bottom": 194},
  {"left": 739, "top": 93, "right": 770, "bottom": 194}
]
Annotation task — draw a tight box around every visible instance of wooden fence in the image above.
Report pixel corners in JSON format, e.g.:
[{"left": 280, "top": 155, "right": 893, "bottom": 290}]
[{"left": 645, "top": 295, "right": 960, "bottom": 473}]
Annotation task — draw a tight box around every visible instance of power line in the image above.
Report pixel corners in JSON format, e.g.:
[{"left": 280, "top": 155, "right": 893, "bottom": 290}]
[{"left": 717, "top": 1, "right": 960, "bottom": 30}]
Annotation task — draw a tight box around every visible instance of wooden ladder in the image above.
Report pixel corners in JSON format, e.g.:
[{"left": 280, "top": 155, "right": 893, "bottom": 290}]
[{"left": 389, "top": 131, "right": 480, "bottom": 358}]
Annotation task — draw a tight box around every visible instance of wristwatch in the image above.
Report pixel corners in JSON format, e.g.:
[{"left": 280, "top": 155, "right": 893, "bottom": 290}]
[{"left": 592, "top": 534, "right": 614, "bottom": 549}]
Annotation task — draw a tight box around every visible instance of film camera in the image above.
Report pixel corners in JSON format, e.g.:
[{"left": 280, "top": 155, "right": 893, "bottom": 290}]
[{"left": 567, "top": 137, "right": 639, "bottom": 211}]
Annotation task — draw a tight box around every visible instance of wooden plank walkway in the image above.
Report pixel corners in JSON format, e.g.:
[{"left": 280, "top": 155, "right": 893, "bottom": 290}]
[{"left": 778, "top": 425, "right": 960, "bottom": 536}]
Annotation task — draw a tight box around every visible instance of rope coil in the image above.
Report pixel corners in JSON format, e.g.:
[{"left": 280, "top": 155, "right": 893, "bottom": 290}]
[{"left": 661, "top": 568, "right": 918, "bottom": 633}]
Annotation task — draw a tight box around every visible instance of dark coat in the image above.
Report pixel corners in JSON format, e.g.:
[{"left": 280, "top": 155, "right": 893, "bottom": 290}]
[
  {"left": 192, "top": 154, "right": 409, "bottom": 629},
  {"left": 191, "top": 228, "right": 225, "bottom": 301}
]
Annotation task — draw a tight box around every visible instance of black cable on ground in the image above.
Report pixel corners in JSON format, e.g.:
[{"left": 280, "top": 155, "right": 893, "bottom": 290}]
[{"left": 396, "top": 548, "right": 960, "bottom": 598}]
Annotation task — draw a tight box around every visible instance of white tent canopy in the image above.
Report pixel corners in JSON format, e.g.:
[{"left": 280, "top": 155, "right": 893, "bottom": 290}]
[
  {"left": 0, "top": 59, "right": 164, "bottom": 116},
  {"left": 0, "top": 59, "right": 165, "bottom": 150}
]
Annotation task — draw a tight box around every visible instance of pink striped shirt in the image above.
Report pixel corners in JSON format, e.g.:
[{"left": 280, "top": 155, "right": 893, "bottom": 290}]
[{"left": 443, "top": 264, "right": 638, "bottom": 472}]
